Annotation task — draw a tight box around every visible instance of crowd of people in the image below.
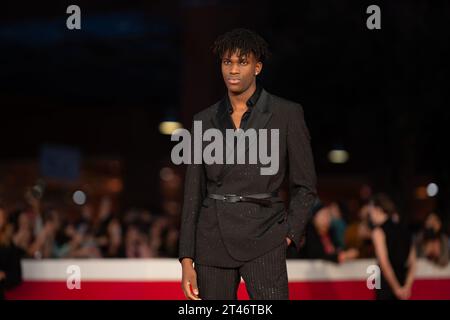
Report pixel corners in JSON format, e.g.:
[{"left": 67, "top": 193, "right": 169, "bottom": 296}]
[
  {"left": 292, "top": 193, "right": 449, "bottom": 299},
  {"left": 290, "top": 195, "right": 449, "bottom": 268},
  {"left": 1, "top": 188, "right": 449, "bottom": 299},
  {"left": 0, "top": 192, "right": 182, "bottom": 298},
  {"left": 0, "top": 199, "right": 180, "bottom": 261}
]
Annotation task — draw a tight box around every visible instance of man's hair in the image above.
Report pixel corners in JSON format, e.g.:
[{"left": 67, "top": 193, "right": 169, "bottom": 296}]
[{"left": 212, "top": 28, "right": 270, "bottom": 63}]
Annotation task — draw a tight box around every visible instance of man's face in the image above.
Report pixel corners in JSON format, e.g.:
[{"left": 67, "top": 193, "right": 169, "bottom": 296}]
[{"left": 221, "top": 50, "right": 262, "bottom": 95}]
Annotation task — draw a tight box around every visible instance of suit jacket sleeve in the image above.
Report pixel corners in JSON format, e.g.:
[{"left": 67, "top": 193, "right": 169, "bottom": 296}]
[
  {"left": 286, "top": 104, "right": 318, "bottom": 250},
  {"left": 178, "top": 117, "right": 206, "bottom": 263}
]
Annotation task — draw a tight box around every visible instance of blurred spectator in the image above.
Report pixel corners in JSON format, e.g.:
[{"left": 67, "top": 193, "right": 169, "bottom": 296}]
[
  {"left": 75, "top": 203, "right": 94, "bottom": 236},
  {"left": 24, "top": 187, "right": 44, "bottom": 239},
  {"left": 94, "top": 197, "right": 120, "bottom": 257},
  {"left": 157, "top": 201, "right": 181, "bottom": 258},
  {"left": 300, "top": 202, "right": 359, "bottom": 263},
  {"left": 148, "top": 218, "right": 166, "bottom": 257},
  {"left": 163, "top": 228, "right": 179, "bottom": 258},
  {"left": 0, "top": 206, "right": 23, "bottom": 300},
  {"left": 415, "top": 213, "right": 449, "bottom": 267},
  {"left": 68, "top": 225, "right": 102, "bottom": 258},
  {"left": 52, "top": 220, "right": 73, "bottom": 258},
  {"left": 102, "top": 217, "right": 123, "bottom": 257},
  {"left": 28, "top": 208, "right": 63, "bottom": 259},
  {"left": 11, "top": 210, "right": 33, "bottom": 256},
  {"left": 118, "top": 224, "right": 151, "bottom": 258},
  {"left": 369, "top": 193, "right": 416, "bottom": 300},
  {"left": 345, "top": 201, "right": 375, "bottom": 258},
  {"left": 328, "top": 201, "right": 348, "bottom": 249}
]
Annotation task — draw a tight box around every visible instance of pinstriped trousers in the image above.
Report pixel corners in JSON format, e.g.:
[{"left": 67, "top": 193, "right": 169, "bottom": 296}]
[{"left": 194, "top": 241, "right": 289, "bottom": 300}]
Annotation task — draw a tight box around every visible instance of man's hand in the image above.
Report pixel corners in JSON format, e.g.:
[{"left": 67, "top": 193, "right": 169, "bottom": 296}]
[
  {"left": 285, "top": 237, "right": 292, "bottom": 247},
  {"left": 181, "top": 258, "right": 201, "bottom": 300},
  {"left": 0, "top": 271, "right": 6, "bottom": 281}
]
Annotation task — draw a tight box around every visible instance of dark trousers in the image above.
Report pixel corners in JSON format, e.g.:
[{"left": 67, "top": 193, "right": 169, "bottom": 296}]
[{"left": 194, "top": 241, "right": 289, "bottom": 300}]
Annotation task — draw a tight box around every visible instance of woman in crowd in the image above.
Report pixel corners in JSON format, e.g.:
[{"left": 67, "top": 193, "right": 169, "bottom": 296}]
[{"left": 369, "top": 193, "right": 416, "bottom": 300}]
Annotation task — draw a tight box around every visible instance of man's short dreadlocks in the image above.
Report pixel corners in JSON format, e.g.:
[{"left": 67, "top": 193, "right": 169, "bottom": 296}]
[{"left": 212, "top": 28, "right": 271, "bottom": 63}]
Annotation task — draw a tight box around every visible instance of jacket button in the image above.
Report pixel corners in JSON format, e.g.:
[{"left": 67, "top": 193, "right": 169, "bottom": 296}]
[{"left": 216, "top": 181, "right": 222, "bottom": 186}]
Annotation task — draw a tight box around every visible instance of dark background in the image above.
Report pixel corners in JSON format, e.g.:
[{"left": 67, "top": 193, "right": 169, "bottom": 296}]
[{"left": 1, "top": 0, "right": 449, "bottom": 228}]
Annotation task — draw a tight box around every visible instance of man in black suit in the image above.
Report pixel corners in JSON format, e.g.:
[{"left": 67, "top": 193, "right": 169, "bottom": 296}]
[{"left": 178, "top": 28, "right": 317, "bottom": 300}]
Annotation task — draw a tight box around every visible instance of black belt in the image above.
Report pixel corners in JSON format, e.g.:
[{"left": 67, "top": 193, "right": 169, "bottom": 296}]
[{"left": 208, "top": 192, "right": 278, "bottom": 207}]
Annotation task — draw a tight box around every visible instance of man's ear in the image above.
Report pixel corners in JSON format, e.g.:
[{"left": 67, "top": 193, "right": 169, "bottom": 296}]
[{"left": 255, "top": 62, "right": 263, "bottom": 75}]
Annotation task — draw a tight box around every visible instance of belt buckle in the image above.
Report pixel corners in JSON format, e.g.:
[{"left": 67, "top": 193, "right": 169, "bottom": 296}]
[{"left": 223, "top": 194, "right": 238, "bottom": 202}]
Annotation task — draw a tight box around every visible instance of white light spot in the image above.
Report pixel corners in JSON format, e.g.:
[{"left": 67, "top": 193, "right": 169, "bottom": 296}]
[
  {"left": 159, "top": 121, "right": 182, "bottom": 135},
  {"left": 73, "top": 190, "right": 86, "bottom": 205},
  {"left": 427, "top": 183, "right": 438, "bottom": 197},
  {"left": 328, "top": 149, "right": 349, "bottom": 164}
]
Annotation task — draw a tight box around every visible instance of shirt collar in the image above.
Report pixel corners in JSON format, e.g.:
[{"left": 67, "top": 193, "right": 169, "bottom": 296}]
[{"left": 226, "top": 81, "right": 263, "bottom": 114}]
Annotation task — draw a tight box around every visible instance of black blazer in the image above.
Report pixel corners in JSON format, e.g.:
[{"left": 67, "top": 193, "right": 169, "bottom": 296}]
[{"left": 178, "top": 88, "right": 317, "bottom": 267}]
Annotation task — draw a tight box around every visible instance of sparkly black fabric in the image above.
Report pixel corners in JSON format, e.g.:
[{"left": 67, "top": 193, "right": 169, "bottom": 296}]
[
  {"left": 195, "top": 241, "right": 289, "bottom": 300},
  {"left": 179, "top": 87, "right": 317, "bottom": 268}
]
